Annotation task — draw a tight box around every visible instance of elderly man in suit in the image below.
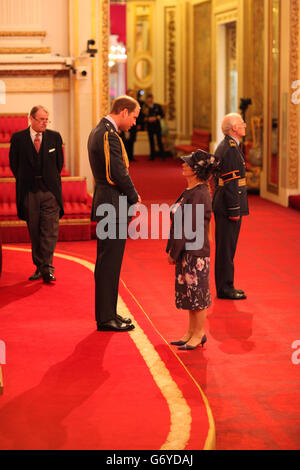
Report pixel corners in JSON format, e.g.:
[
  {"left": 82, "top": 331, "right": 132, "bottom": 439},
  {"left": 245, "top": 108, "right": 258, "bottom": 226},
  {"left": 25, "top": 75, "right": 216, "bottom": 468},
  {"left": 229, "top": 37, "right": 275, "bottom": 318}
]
[
  {"left": 9, "top": 105, "right": 64, "bottom": 283},
  {"left": 88, "top": 95, "right": 141, "bottom": 332}
]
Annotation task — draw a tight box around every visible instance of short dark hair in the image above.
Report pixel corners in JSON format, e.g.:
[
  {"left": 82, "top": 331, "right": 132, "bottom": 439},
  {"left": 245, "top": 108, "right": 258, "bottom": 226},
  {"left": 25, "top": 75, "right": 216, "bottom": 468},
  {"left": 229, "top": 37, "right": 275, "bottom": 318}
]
[
  {"left": 110, "top": 96, "right": 139, "bottom": 115},
  {"left": 30, "top": 105, "right": 48, "bottom": 118}
]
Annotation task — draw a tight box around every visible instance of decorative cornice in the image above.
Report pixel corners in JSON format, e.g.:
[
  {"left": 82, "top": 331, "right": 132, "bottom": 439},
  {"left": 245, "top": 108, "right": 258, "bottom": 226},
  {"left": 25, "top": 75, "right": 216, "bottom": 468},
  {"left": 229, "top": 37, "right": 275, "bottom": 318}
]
[
  {"left": 288, "top": 0, "right": 299, "bottom": 188},
  {"left": 100, "top": 0, "right": 110, "bottom": 116},
  {"left": 0, "top": 47, "right": 51, "bottom": 54},
  {"left": 0, "top": 70, "right": 69, "bottom": 76},
  {"left": 165, "top": 6, "right": 176, "bottom": 124},
  {"left": 0, "top": 31, "right": 46, "bottom": 37}
]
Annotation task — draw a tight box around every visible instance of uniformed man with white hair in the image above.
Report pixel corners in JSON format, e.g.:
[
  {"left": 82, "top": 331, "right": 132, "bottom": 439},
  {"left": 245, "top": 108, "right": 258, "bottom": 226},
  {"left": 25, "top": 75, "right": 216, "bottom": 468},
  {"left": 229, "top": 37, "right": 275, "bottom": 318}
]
[{"left": 212, "top": 113, "right": 249, "bottom": 299}]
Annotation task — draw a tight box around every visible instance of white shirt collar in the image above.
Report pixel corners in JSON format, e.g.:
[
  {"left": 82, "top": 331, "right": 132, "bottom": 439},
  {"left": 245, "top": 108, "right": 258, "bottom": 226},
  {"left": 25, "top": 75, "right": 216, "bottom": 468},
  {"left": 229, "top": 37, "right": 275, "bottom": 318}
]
[{"left": 105, "top": 115, "right": 118, "bottom": 132}]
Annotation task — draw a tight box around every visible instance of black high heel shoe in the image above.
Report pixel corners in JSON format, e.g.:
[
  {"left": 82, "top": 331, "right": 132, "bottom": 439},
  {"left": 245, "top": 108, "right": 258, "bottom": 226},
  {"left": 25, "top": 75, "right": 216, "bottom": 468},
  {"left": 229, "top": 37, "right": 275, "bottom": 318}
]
[
  {"left": 178, "top": 334, "right": 207, "bottom": 351},
  {"left": 170, "top": 339, "right": 188, "bottom": 346}
]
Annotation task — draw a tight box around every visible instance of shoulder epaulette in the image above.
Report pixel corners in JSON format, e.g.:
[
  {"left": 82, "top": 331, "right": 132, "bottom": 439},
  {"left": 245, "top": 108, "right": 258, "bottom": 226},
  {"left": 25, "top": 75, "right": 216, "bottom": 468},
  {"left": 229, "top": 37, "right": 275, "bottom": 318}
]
[
  {"left": 229, "top": 140, "right": 237, "bottom": 147},
  {"left": 103, "top": 130, "right": 130, "bottom": 185}
]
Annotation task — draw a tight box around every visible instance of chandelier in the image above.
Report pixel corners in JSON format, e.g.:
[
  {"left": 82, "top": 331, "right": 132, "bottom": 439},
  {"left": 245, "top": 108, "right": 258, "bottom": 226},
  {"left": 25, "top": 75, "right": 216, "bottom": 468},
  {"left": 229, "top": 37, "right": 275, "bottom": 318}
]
[{"left": 109, "top": 44, "right": 127, "bottom": 67}]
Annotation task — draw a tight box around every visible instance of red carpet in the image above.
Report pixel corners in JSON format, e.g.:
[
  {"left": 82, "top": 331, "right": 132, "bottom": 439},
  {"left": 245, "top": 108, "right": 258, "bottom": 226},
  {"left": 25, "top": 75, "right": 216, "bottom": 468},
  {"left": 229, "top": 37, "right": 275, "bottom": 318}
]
[
  {"left": 0, "top": 244, "right": 213, "bottom": 450},
  {"left": 1, "top": 155, "right": 300, "bottom": 450}
]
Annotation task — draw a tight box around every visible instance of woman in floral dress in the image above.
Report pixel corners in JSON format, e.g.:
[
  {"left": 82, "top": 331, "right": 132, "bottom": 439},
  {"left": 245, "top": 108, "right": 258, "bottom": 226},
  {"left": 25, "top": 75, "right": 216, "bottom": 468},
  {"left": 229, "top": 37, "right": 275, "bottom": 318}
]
[{"left": 166, "top": 149, "right": 219, "bottom": 350}]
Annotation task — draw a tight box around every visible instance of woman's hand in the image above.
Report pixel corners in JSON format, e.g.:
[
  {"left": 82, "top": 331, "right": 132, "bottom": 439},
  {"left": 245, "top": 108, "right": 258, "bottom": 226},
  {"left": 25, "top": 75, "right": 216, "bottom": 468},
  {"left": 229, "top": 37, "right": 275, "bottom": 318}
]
[{"left": 168, "top": 254, "right": 176, "bottom": 265}]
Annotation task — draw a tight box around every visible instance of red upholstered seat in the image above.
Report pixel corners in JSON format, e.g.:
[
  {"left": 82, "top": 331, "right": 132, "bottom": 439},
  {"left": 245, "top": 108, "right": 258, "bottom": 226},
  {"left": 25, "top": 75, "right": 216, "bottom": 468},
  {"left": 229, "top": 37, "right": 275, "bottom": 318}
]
[
  {"left": 0, "top": 147, "right": 13, "bottom": 177},
  {"left": 0, "top": 115, "right": 28, "bottom": 143},
  {"left": 174, "top": 129, "right": 211, "bottom": 155},
  {"left": 61, "top": 178, "right": 91, "bottom": 217},
  {"left": 0, "top": 180, "right": 17, "bottom": 219},
  {"left": 289, "top": 195, "right": 300, "bottom": 212}
]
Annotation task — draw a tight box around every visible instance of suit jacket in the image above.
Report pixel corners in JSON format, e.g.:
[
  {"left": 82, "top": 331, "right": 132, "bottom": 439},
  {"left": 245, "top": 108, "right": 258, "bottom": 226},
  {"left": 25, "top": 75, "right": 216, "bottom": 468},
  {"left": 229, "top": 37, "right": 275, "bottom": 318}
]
[
  {"left": 212, "top": 135, "right": 249, "bottom": 217},
  {"left": 9, "top": 127, "right": 64, "bottom": 221},
  {"left": 166, "top": 183, "right": 212, "bottom": 262},
  {"left": 88, "top": 118, "right": 139, "bottom": 223}
]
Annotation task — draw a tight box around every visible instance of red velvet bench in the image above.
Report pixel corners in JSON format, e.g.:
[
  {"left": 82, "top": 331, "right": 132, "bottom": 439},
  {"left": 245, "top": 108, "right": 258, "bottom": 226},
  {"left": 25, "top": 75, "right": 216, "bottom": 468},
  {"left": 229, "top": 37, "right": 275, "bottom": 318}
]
[
  {"left": 174, "top": 129, "right": 211, "bottom": 155},
  {"left": 0, "top": 177, "right": 92, "bottom": 242},
  {"left": 0, "top": 114, "right": 28, "bottom": 143}
]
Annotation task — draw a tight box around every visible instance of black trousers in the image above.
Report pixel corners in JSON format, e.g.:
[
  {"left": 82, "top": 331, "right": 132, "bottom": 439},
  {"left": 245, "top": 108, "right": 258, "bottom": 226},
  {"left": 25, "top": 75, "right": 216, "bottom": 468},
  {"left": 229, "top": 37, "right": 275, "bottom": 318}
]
[
  {"left": 214, "top": 213, "right": 242, "bottom": 295},
  {"left": 148, "top": 128, "right": 164, "bottom": 159},
  {"left": 25, "top": 190, "right": 60, "bottom": 274},
  {"left": 94, "top": 229, "right": 127, "bottom": 324}
]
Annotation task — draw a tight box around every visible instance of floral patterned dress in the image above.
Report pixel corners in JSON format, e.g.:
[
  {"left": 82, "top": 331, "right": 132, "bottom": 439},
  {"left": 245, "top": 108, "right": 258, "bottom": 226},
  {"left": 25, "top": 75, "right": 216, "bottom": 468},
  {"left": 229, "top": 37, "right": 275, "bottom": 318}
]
[
  {"left": 175, "top": 253, "right": 211, "bottom": 310},
  {"left": 167, "top": 183, "right": 212, "bottom": 310}
]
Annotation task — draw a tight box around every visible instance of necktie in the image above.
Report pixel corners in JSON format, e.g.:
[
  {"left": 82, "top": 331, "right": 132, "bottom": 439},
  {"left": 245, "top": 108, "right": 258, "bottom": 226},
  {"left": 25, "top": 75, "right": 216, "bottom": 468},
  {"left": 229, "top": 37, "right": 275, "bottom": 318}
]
[{"left": 34, "top": 133, "right": 41, "bottom": 153}]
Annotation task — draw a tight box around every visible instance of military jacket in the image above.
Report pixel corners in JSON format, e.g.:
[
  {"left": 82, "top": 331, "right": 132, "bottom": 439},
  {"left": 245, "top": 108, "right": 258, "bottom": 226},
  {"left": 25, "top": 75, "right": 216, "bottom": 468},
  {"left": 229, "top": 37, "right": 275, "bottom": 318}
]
[
  {"left": 88, "top": 118, "right": 139, "bottom": 222},
  {"left": 212, "top": 135, "right": 249, "bottom": 217}
]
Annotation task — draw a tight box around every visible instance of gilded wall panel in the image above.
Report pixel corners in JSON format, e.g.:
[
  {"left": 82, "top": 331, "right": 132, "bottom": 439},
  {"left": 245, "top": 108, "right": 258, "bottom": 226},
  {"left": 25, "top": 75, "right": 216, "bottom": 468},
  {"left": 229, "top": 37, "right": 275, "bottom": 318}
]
[
  {"left": 252, "top": 0, "right": 264, "bottom": 117},
  {"left": 193, "top": 1, "right": 212, "bottom": 131},
  {"left": 164, "top": 6, "right": 176, "bottom": 128},
  {"left": 288, "top": 0, "right": 299, "bottom": 188},
  {"left": 100, "top": 0, "right": 110, "bottom": 116}
]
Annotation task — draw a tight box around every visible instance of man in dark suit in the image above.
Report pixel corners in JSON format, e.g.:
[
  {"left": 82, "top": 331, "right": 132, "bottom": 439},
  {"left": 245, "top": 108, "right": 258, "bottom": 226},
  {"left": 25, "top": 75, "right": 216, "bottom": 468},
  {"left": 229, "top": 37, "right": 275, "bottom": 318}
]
[
  {"left": 9, "top": 105, "right": 64, "bottom": 283},
  {"left": 143, "top": 93, "right": 165, "bottom": 160},
  {"left": 88, "top": 95, "right": 141, "bottom": 332},
  {"left": 212, "top": 113, "right": 249, "bottom": 300}
]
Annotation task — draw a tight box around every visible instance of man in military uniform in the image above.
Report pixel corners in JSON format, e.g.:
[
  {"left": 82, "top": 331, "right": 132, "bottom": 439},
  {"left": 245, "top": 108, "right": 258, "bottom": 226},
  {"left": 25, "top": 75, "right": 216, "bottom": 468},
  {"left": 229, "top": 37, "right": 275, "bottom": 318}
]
[
  {"left": 212, "top": 113, "right": 249, "bottom": 299},
  {"left": 88, "top": 96, "right": 141, "bottom": 332},
  {"left": 143, "top": 93, "right": 165, "bottom": 160}
]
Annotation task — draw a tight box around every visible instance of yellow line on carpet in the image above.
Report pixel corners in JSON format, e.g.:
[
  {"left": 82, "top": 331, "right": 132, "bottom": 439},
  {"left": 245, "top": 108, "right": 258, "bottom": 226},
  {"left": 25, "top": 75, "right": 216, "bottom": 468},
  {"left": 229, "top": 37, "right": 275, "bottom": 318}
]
[
  {"left": 2, "top": 246, "right": 192, "bottom": 450},
  {"left": 120, "top": 279, "right": 216, "bottom": 451},
  {"left": 0, "top": 366, "right": 3, "bottom": 394}
]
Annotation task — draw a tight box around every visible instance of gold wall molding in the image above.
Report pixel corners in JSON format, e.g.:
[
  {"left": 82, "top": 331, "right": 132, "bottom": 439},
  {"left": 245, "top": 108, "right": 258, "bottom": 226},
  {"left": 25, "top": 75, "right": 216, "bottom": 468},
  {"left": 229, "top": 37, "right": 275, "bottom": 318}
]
[
  {"left": 0, "top": 47, "right": 51, "bottom": 54},
  {"left": 0, "top": 31, "right": 46, "bottom": 37},
  {"left": 164, "top": 6, "right": 176, "bottom": 125},
  {"left": 215, "top": 10, "right": 237, "bottom": 25},
  {"left": 248, "top": 0, "right": 264, "bottom": 139},
  {"left": 99, "top": 0, "right": 110, "bottom": 116},
  {"left": 288, "top": 0, "right": 299, "bottom": 188},
  {"left": 0, "top": 70, "right": 69, "bottom": 77}
]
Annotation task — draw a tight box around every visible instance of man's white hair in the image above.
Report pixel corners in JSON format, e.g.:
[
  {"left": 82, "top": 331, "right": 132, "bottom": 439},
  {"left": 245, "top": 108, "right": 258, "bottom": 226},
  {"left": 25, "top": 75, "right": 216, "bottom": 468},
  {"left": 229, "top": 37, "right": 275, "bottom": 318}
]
[{"left": 222, "top": 113, "right": 242, "bottom": 135}]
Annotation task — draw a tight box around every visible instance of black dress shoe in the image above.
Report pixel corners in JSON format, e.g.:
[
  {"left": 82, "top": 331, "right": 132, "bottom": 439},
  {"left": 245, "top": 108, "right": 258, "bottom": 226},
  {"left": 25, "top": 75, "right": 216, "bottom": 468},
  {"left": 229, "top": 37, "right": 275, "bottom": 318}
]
[
  {"left": 116, "top": 314, "right": 132, "bottom": 324},
  {"left": 234, "top": 288, "right": 245, "bottom": 294},
  {"left": 29, "top": 270, "right": 42, "bottom": 281},
  {"left": 42, "top": 272, "right": 56, "bottom": 283},
  {"left": 97, "top": 319, "right": 135, "bottom": 332},
  {"left": 218, "top": 290, "right": 246, "bottom": 300}
]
